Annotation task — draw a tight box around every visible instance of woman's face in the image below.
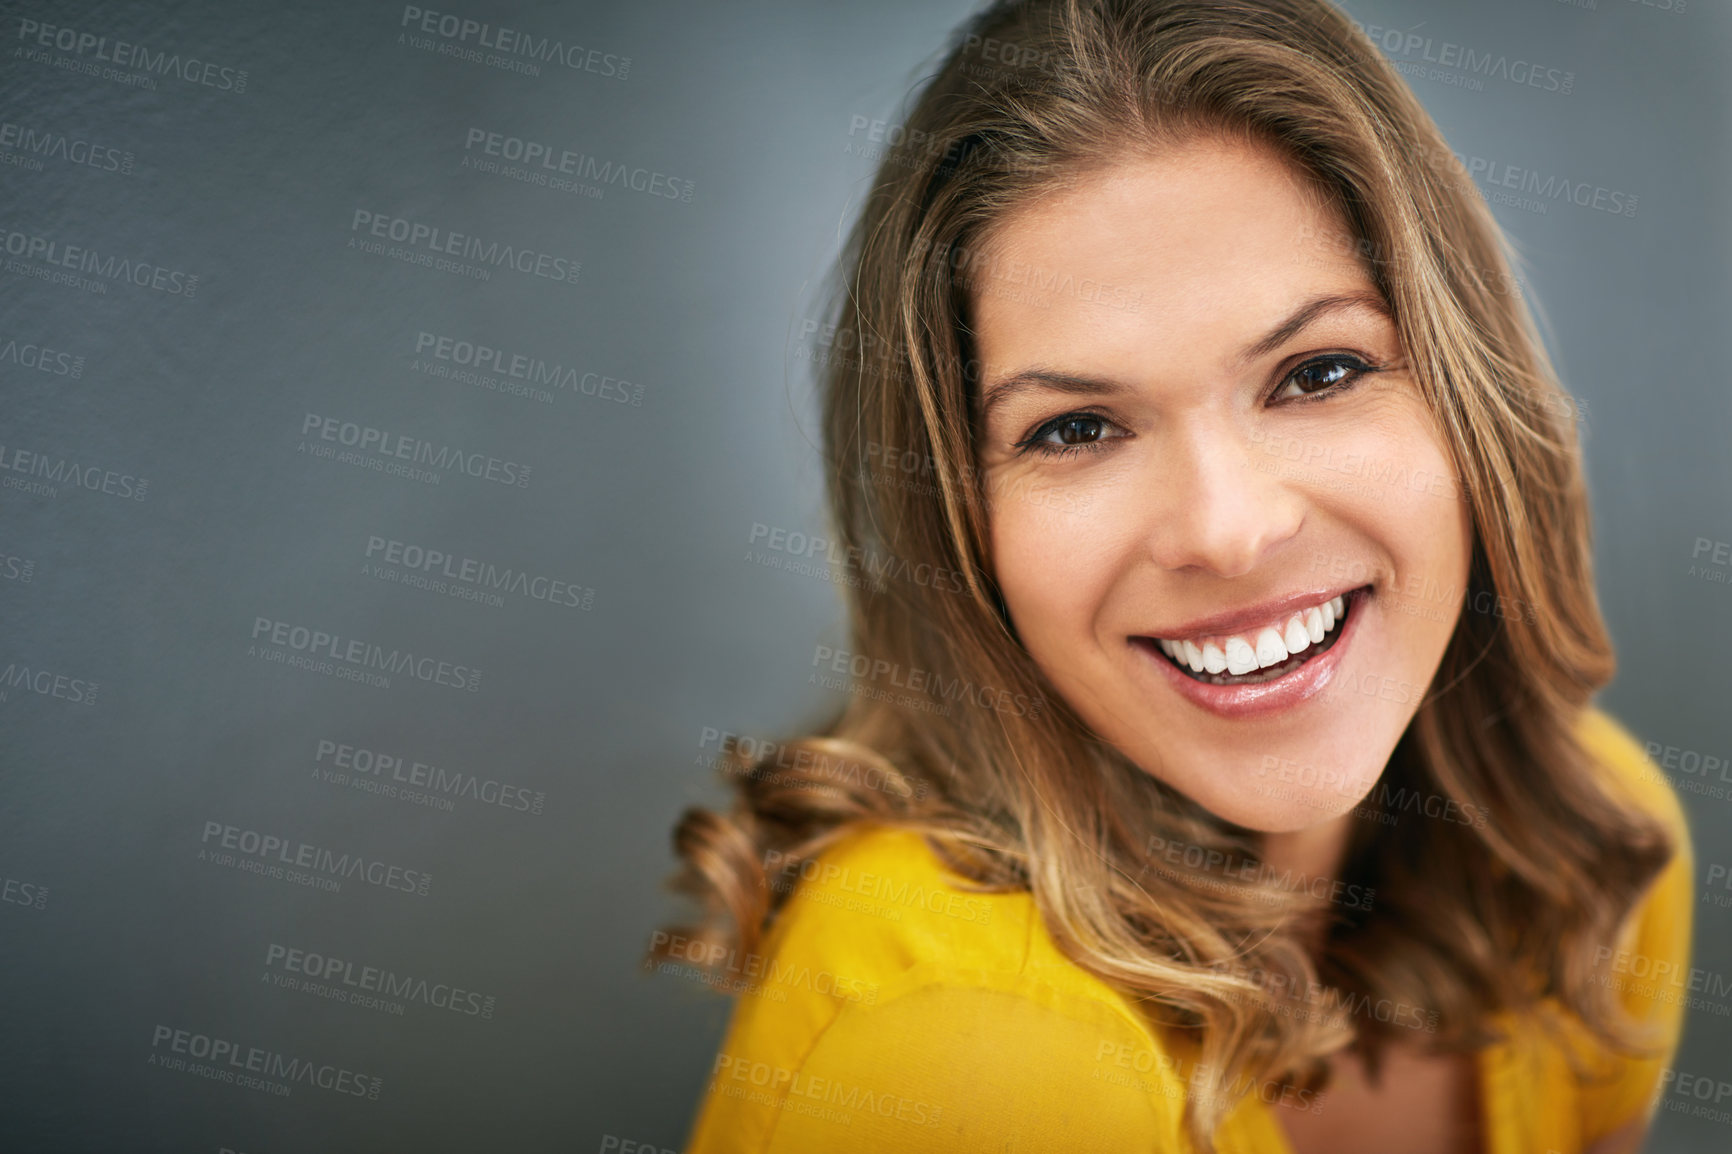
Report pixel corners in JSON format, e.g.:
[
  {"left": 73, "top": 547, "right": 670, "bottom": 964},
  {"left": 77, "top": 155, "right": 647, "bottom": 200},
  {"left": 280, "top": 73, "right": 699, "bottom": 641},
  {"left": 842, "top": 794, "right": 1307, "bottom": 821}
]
[{"left": 971, "top": 136, "right": 1473, "bottom": 834}]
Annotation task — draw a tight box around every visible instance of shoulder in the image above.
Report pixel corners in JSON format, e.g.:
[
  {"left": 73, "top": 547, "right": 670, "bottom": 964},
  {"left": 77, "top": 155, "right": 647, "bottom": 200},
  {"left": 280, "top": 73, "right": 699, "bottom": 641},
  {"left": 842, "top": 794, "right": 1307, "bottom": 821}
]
[
  {"left": 683, "top": 824, "right": 1188, "bottom": 1153},
  {"left": 1566, "top": 709, "right": 1696, "bottom": 1141},
  {"left": 1574, "top": 707, "right": 1690, "bottom": 850},
  {"left": 763, "top": 822, "right": 1185, "bottom": 1006},
  {"left": 1569, "top": 707, "right": 1693, "bottom": 978},
  {"left": 1573, "top": 707, "right": 1693, "bottom": 950},
  {"left": 771, "top": 823, "right": 1028, "bottom": 980}
]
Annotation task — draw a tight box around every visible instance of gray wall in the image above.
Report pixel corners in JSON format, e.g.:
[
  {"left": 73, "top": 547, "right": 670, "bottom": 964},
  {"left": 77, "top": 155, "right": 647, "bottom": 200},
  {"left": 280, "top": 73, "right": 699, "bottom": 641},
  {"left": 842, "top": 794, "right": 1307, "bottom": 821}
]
[{"left": 0, "top": 0, "right": 1726, "bottom": 1150}]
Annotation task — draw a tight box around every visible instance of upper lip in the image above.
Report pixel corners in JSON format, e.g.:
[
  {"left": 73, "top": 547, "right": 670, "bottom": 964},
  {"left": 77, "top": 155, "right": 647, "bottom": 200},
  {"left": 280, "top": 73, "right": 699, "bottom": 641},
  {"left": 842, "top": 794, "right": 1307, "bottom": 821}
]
[{"left": 1139, "top": 585, "right": 1364, "bottom": 642}]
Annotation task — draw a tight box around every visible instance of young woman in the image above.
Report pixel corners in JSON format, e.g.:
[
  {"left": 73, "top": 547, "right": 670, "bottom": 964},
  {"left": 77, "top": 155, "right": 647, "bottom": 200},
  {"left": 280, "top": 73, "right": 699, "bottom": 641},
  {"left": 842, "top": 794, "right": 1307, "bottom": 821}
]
[{"left": 655, "top": 1, "right": 1692, "bottom": 1151}]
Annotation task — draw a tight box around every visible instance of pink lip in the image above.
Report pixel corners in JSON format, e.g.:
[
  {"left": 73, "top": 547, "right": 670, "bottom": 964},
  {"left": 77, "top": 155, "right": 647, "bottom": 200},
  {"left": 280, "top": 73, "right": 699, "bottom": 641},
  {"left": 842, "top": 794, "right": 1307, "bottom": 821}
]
[
  {"left": 1146, "top": 584, "right": 1363, "bottom": 642},
  {"left": 1131, "top": 587, "right": 1371, "bottom": 719}
]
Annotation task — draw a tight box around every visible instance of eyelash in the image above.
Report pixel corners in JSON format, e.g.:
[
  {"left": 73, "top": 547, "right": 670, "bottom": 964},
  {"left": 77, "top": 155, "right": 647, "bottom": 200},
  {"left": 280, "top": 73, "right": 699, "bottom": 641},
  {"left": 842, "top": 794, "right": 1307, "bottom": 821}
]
[
  {"left": 1270, "top": 352, "right": 1379, "bottom": 405},
  {"left": 1012, "top": 353, "right": 1379, "bottom": 458}
]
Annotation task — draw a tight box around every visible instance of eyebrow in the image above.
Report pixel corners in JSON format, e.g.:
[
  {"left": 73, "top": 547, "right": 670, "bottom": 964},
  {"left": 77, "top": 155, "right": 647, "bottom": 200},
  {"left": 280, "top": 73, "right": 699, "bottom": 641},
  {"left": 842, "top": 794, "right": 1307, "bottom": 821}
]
[{"left": 976, "top": 291, "right": 1391, "bottom": 418}]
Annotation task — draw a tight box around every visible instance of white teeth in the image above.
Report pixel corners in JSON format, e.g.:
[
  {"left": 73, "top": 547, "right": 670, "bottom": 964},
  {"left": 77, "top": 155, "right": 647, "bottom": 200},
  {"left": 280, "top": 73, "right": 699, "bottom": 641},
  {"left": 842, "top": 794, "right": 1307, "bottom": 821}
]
[
  {"left": 1154, "top": 592, "right": 1352, "bottom": 678},
  {"left": 1254, "top": 627, "right": 1288, "bottom": 669},
  {"left": 1201, "top": 641, "right": 1227, "bottom": 674}
]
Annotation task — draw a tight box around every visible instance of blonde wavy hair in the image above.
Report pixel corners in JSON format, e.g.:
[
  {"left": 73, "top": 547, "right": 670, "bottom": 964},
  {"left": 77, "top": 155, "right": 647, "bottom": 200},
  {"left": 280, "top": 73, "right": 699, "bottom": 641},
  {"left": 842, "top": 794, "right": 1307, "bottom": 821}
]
[{"left": 654, "top": 0, "right": 1674, "bottom": 1146}]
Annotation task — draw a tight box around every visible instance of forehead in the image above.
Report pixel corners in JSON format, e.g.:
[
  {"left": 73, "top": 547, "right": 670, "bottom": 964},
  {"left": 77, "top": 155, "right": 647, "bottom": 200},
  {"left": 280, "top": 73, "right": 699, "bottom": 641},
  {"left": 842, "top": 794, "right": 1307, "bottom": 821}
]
[{"left": 965, "top": 136, "right": 1380, "bottom": 370}]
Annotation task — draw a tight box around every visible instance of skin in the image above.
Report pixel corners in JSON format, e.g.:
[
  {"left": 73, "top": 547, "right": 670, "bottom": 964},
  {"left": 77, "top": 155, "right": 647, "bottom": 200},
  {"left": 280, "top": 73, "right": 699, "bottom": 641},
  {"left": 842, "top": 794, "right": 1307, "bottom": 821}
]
[
  {"left": 967, "top": 134, "right": 1512, "bottom": 1153},
  {"left": 971, "top": 134, "right": 1472, "bottom": 847}
]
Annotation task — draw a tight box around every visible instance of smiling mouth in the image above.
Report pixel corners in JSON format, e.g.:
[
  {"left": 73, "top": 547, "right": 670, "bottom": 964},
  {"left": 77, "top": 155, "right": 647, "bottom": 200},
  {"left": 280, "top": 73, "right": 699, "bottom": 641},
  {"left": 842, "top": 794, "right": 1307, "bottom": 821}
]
[{"left": 1137, "top": 588, "right": 1364, "bottom": 686}]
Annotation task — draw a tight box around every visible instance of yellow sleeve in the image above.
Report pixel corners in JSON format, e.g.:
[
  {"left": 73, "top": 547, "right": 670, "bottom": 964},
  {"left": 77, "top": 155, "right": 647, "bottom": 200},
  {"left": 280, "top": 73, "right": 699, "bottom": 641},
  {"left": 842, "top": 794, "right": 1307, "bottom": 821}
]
[
  {"left": 1576, "top": 711, "right": 1696, "bottom": 1142},
  {"left": 696, "top": 974, "right": 1176, "bottom": 1153},
  {"left": 763, "top": 979, "right": 1173, "bottom": 1153}
]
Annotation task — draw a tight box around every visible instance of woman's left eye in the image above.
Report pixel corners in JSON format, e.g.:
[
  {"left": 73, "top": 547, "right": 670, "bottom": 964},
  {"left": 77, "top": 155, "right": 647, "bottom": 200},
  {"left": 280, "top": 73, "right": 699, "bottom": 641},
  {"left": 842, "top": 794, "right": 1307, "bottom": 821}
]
[
  {"left": 1272, "top": 354, "right": 1374, "bottom": 402},
  {"left": 1015, "top": 412, "right": 1124, "bottom": 457}
]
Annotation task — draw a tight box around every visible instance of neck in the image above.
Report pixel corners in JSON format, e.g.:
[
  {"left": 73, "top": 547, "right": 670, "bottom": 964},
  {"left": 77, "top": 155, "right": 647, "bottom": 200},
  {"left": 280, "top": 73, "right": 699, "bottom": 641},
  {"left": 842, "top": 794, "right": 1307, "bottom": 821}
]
[
  {"left": 1260, "top": 813, "right": 1352, "bottom": 882},
  {"left": 1261, "top": 813, "right": 1354, "bottom": 954}
]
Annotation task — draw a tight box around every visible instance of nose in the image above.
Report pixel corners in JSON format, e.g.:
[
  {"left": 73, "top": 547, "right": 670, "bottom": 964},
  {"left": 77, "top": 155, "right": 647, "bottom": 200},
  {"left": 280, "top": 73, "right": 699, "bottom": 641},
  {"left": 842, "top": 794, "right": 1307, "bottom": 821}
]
[{"left": 1143, "top": 425, "right": 1304, "bottom": 577}]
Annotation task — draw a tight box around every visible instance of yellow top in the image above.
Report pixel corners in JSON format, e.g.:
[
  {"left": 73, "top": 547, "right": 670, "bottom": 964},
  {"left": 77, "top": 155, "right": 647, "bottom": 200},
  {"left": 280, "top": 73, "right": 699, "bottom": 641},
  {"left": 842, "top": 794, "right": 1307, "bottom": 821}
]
[{"left": 681, "top": 709, "right": 1693, "bottom": 1153}]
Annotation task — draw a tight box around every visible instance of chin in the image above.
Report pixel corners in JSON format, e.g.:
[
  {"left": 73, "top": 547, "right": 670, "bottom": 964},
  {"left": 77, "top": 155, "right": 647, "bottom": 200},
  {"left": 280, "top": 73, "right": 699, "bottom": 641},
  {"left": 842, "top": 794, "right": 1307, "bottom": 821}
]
[
  {"left": 1149, "top": 732, "right": 1389, "bottom": 835},
  {"left": 1092, "top": 588, "right": 1434, "bottom": 834}
]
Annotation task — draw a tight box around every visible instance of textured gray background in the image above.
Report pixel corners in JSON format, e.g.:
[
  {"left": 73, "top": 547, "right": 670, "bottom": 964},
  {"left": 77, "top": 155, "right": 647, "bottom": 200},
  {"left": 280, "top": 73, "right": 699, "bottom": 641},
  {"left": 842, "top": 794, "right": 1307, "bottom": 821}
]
[{"left": 0, "top": 0, "right": 1727, "bottom": 1150}]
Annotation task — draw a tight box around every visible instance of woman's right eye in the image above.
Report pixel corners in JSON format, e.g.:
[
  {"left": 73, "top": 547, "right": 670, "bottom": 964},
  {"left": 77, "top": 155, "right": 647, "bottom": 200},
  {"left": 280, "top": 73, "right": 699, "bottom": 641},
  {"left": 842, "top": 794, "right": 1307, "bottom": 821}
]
[{"left": 1015, "top": 412, "right": 1123, "bottom": 457}]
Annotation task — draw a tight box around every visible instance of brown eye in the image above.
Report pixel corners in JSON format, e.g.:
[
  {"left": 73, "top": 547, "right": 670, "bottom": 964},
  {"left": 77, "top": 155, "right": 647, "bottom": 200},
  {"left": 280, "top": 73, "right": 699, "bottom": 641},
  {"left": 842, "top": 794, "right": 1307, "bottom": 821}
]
[
  {"left": 1294, "top": 361, "right": 1351, "bottom": 391},
  {"left": 1015, "top": 411, "right": 1126, "bottom": 457},
  {"left": 1272, "top": 355, "right": 1373, "bottom": 402},
  {"left": 1053, "top": 417, "right": 1104, "bottom": 444}
]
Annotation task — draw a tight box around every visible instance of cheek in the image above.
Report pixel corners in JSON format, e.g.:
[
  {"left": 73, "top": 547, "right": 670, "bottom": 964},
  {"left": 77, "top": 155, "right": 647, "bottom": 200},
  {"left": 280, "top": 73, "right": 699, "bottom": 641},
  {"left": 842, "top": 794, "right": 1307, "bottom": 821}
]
[
  {"left": 1303, "top": 403, "right": 1471, "bottom": 572},
  {"left": 1362, "top": 418, "right": 1473, "bottom": 589},
  {"left": 1312, "top": 410, "right": 1474, "bottom": 689},
  {"left": 989, "top": 488, "right": 1124, "bottom": 657}
]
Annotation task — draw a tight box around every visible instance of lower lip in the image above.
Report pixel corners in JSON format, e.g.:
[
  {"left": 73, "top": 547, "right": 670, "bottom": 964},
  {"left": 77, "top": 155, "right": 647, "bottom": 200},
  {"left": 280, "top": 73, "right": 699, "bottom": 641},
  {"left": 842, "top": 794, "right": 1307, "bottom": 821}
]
[{"left": 1132, "top": 588, "right": 1370, "bottom": 719}]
